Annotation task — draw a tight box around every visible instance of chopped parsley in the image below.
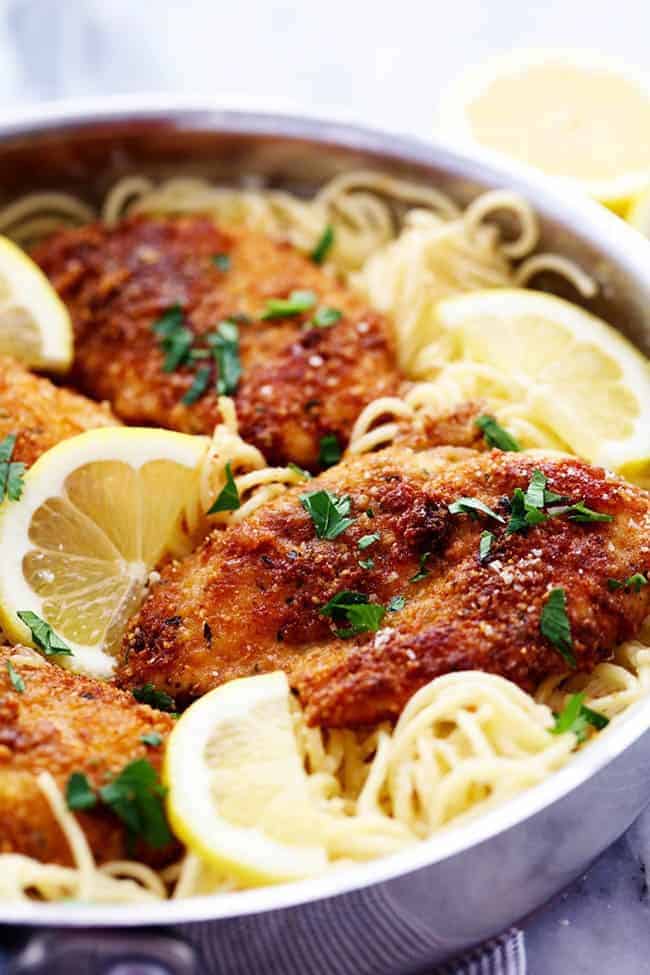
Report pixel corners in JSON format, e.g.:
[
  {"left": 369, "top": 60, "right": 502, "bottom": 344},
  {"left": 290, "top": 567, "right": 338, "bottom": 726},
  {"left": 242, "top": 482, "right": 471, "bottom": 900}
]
[
  {"left": 318, "top": 433, "right": 341, "bottom": 468},
  {"left": 17, "top": 611, "right": 72, "bottom": 657},
  {"left": 261, "top": 290, "right": 317, "bottom": 320},
  {"left": 410, "top": 551, "right": 431, "bottom": 583},
  {"left": 287, "top": 461, "right": 311, "bottom": 481},
  {"left": 562, "top": 501, "right": 614, "bottom": 524},
  {"left": 181, "top": 365, "right": 212, "bottom": 405},
  {"left": 152, "top": 304, "right": 193, "bottom": 372},
  {"left": 300, "top": 489, "right": 353, "bottom": 539},
  {"left": 608, "top": 573, "right": 648, "bottom": 593},
  {"left": 310, "top": 225, "right": 335, "bottom": 264},
  {"left": 320, "top": 590, "right": 385, "bottom": 637},
  {"left": 6, "top": 659, "right": 24, "bottom": 693},
  {"left": 212, "top": 253, "right": 231, "bottom": 271},
  {"left": 387, "top": 595, "right": 406, "bottom": 612},
  {"left": 551, "top": 692, "right": 609, "bottom": 742},
  {"left": 448, "top": 497, "right": 505, "bottom": 523},
  {"left": 309, "top": 307, "right": 342, "bottom": 329},
  {"left": 0, "top": 434, "right": 25, "bottom": 503},
  {"left": 208, "top": 320, "right": 241, "bottom": 395},
  {"left": 524, "top": 469, "right": 548, "bottom": 509},
  {"left": 506, "top": 487, "right": 548, "bottom": 534},
  {"left": 140, "top": 731, "right": 163, "bottom": 748},
  {"left": 475, "top": 415, "right": 520, "bottom": 452},
  {"left": 358, "top": 557, "right": 375, "bottom": 570},
  {"left": 358, "top": 532, "right": 380, "bottom": 550},
  {"left": 132, "top": 684, "right": 177, "bottom": 713},
  {"left": 478, "top": 530, "right": 494, "bottom": 563},
  {"left": 66, "top": 772, "right": 98, "bottom": 811},
  {"left": 207, "top": 462, "right": 241, "bottom": 514},
  {"left": 540, "top": 587, "right": 576, "bottom": 668}
]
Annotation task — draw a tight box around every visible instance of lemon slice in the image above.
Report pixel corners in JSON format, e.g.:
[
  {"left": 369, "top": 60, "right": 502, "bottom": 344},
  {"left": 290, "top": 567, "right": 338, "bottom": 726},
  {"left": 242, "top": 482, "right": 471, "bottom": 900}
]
[
  {"left": 0, "top": 236, "right": 72, "bottom": 371},
  {"left": 165, "top": 672, "right": 328, "bottom": 886},
  {"left": 0, "top": 427, "right": 209, "bottom": 677},
  {"left": 438, "top": 50, "right": 650, "bottom": 211},
  {"left": 432, "top": 289, "right": 650, "bottom": 472}
]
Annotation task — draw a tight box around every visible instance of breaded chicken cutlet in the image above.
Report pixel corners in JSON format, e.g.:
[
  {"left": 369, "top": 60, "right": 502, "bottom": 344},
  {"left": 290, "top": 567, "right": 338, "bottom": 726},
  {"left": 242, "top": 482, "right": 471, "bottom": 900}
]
[
  {"left": 0, "top": 355, "right": 117, "bottom": 467},
  {"left": 33, "top": 216, "right": 399, "bottom": 470},
  {"left": 118, "top": 447, "right": 650, "bottom": 727},
  {"left": 0, "top": 645, "right": 174, "bottom": 867}
]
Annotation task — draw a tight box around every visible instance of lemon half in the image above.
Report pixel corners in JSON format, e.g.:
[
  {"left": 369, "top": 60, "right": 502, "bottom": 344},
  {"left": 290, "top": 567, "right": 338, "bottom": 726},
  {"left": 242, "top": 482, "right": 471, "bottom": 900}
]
[
  {"left": 433, "top": 289, "right": 650, "bottom": 473},
  {"left": 0, "top": 427, "right": 209, "bottom": 676},
  {"left": 438, "top": 50, "right": 650, "bottom": 211},
  {"left": 0, "top": 236, "right": 73, "bottom": 370},
  {"left": 165, "top": 672, "right": 328, "bottom": 886}
]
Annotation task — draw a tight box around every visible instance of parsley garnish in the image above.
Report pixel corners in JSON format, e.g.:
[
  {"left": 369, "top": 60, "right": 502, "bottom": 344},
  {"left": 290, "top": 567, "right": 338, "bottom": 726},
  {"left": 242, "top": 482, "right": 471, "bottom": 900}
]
[
  {"left": 208, "top": 320, "right": 241, "bottom": 395},
  {"left": 132, "top": 684, "right": 177, "bottom": 713},
  {"left": 261, "top": 290, "right": 317, "bottom": 320},
  {"left": 0, "top": 434, "right": 24, "bottom": 503},
  {"left": 318, "top": 433, "right": 341, "bottom": 468},
  {"left": 152, "top": 304, "right": 193, "bottom": 372},
  {"left": 287, "top": 462, "right": 311, "bottom": 481},
  {"left": 608, "top": 573, "right": 648, "bottom": 593},
  {"left": 563, "top": 501, "right": 614, "bottom": 524},
  {"left": 207, "top": 462, "right": 241, "bottom": 514},
  {"left": 358, "top": 557, "right": 375, "bottom": 570},
  {"left": 66, "top": 772, "right": 98, "bottom": 811},
  {"left": 311, "top": 225, "right": 335, "bottom": 264},
  {"left": 551, "top": 692, "right": 609, "bottom": 742},
  {"left": 6, "top": 659, "right": 24, "bottom": 693},
  {"left": 17, "top": 611, "right": 72, "bottom": 657},
  {"left": 300, "top": 489, "right": 353, "bottom": 539},
  {"left": 506, "top": 487, "right": 548, "bottom": 534},
  {"left": 140, "top": 732, "right": 163, "bottom": 748},
  {"left": 448, "top": 497, "right": 505, "bottom": 523},
  {"left": 181, "top": 365, "right": 212, "bottom": 405},
  {"left": 387, "top": 595, "right": 406, "bottom": 612},
  {"left": 524, "top": 469, "right": 548, "bottom": 509},
  {"left": 358, "top": 532, "right": 380, "bottom": 550},
  {"left": 309, "top": 307, "right": 342, "bottom": 329},
  {"left": 540, "top": 588, "right": 575, "bottom": 668},
  {"left": 320, "top": 590, "right": 385, "bottom": 637},
  {"left": 212, "top": 253, "right": 231, "bottom": 271},
  {"left": 410, "top": 551, "right": 431, "bottom": 583},
  {"left": 478, "top": 530, "right": 494, "bottom": 563},
  {"left": 475, "top": 415, "right": 520, "bottom": 452}
]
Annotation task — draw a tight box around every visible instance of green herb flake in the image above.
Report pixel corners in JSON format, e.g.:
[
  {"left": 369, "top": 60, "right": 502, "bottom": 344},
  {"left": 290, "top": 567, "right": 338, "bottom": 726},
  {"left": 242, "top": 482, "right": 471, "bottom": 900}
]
[
  {"left": 181, "top": 365, "right": 212, "bottom": 405},
  {"left": 132, "top": 683, "right": 177, "bottom": 713},
  {"left": 448, "top": 497, "right": 505, "bottom": 523},
  {"left": 358, "top": 557, "right": 375, "bottom": 570},
  {"left": 318, "top": 433, "right": 341, "bottom": 468},
  {"left": 208, "top": 320, "right": 241, "bottom": 396},
  {"left": 309, "top": 307, "right": 342, "bottom": 329},
  {"left": 608, "top": 572, "right": 648, "bottom": 593},
  {"left": 212, "top": 253, "right": 231, "bottom": 271},
  {"left": 564, "top": 501, "right": 614, "bottom": 524},
  {"left": 475, "top": 414, "right": 520, "bottom": 452},
  {"left": 478, "top": 530, "right": 494, "bottom": 563},
  {"left": 506, "top": 487, "right": 548, "bottom": 535},
  {"left": 287, "top": 461, "right": 312, "bottom": 481},
  {"left": 261, "top": 290, "right": 317, "bottom": 320},
  {"left": 140, "top": 732, "right": 163, "bottom": 748},
  {"left": 6, "top": 659, "right": 24, "bottom": 693},
  {"left": 207, "top": 462, "right": 241, "bottom": 514},
  {"left": 152, "top": 304, "right": 193, "bottom": 373},
  {"left": 320, "top": 590, "right": 385, "bottom": 637},
  {"left": 387, "top": 595, "right": 406, "bottom": 613},
  {"left": 540, "top": 587, "right": 576, "bottom": 668},
  {"left": 310, "top": 225, "right": 335, "bottom": 264},
  {"left": 525, "top": 469, "right": 547, "bottom": 510},
  {"left": 551, "top": 692, "right": 609, "bottom": 743},
  {"left": 300, "top": 489, "right": 353, "bottom": 540},
  {"left": 17, "top": 611, "right": 72, "bottom": 657},
  {"left": 410, "top": 551, "right": 431, "bottom": 583},
  {"left": 358, "top": 532, "right": 380, "bottom": 550},
  {"left": 99, "top": 758, "right": 172, "bottom": 849},
  {"left": 0, "top": 433, "right": 25, "bottom": 503},
  {"left": 66, "top": 772, "right": 98, "bottom": 811}
]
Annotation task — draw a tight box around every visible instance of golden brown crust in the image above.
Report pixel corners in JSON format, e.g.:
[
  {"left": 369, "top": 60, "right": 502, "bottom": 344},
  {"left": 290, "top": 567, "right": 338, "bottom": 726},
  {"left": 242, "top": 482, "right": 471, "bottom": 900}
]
[
  {"left": 118, "top": 448, "right": 650, "bottom": 727},
  {"left": 0, "top": 647, "right": 174, "bottom": 866},
  {"left": 0, "top": 355, "right": 117, "bottom": 468},
  {"left": 33, "top": 216, "right": 399, "bottom": 469}
]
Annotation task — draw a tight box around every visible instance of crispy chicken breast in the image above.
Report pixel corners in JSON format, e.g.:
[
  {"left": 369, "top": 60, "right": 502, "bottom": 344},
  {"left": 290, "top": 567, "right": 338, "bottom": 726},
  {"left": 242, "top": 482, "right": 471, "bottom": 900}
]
[
  {"left": 33, "top": 216, "right": 399, "bottom": 470},
  {"left": 0, "top": 646, "right": 174, "bottom": 866},
  {"left": 118, "top": 447, "right": 650, "bottom": 727},
  {"left": 0, "top": 355, "right": 117, "bottom": 467}
]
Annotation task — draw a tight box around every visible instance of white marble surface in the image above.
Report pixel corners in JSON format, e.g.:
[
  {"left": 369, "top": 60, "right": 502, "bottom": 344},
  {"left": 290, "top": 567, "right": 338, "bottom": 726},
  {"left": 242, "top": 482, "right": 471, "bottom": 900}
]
[{"left": 1, "top": 0, "right": 650, "bottom": 971}]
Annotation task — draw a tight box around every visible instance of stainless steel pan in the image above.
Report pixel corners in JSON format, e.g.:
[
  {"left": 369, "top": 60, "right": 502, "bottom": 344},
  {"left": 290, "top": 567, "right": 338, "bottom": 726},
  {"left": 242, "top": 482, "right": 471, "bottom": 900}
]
[{"left": 2, "top": 97, "right": 650, "bottom": 975}]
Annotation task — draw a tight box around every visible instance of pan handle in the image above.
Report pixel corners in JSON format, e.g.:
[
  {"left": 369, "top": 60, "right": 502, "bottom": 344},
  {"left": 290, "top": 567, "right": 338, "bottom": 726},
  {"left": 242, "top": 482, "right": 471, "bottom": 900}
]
[{"left": 7, "top": 929, "right": 198, "bottom": 975}]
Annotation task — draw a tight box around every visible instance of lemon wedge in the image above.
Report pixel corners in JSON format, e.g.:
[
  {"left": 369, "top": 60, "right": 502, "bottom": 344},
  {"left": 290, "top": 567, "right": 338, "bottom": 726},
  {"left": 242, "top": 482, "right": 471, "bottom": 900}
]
[
  {"left": 438, "top": 50, "right": 650, "bottom": 211},
  {"left": 626, "top": 184, "right": 650, "bottom": 236},
  {"left": 0, "top": 427, "right": 209, "bottom": 677},
  {"left": 431, "top": 289, "right": 650, "bottom": 472},
  {"left": 0, "top": 235, "right": 72, "bottom": 370},
  {"left": 165, "top": 672, "right": 328, "bottom": 886}
]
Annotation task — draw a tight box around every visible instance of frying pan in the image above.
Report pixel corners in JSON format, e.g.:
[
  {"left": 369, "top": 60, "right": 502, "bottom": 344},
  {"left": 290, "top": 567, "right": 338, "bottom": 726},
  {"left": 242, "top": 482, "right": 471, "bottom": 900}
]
[{"left": 1, "top": 97, "right": 650, "bottom": 975}]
